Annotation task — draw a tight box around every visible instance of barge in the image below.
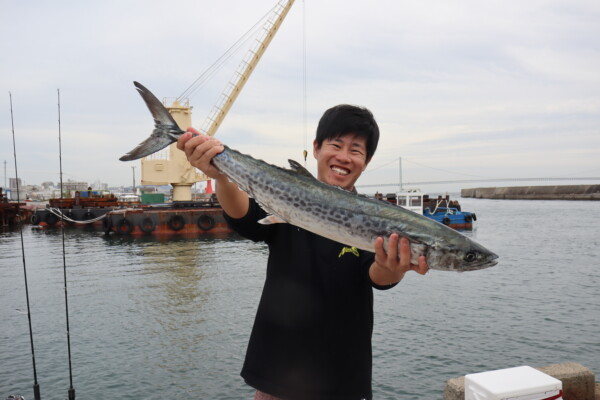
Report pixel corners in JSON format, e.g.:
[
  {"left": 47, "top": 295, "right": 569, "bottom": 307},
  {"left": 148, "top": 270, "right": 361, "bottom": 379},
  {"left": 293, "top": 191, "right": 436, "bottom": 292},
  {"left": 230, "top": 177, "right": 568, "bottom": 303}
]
[
  {"left": 103, "top": 200, "right": 232, "bottom": 236},
  {"left": 32, "top": 190, "right": 120, "bottom": 228},
  {"left": 1, "top": 187, "right": 36, "bottom": 227},
  {"left": 33, "top": 189, "right": 233, "bottom": 236}
]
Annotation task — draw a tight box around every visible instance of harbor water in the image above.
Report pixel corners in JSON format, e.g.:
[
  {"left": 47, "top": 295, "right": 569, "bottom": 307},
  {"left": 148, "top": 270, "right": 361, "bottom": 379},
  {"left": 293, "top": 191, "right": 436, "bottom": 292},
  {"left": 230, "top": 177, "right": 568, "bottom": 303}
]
[{"left": 1, "top": 198, "right": 599, "bottom": 399}]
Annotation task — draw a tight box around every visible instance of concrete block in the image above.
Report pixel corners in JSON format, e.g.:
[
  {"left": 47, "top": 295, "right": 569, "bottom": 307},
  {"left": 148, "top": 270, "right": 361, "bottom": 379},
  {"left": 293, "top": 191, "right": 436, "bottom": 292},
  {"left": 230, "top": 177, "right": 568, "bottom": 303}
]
[
  {"left": 443, "top": 362, "right": 596, "bottom": 400},
  {"left": 443, "top": 376, "right": 464, "bottom": 400},
  {"left": 537, "top": 362, "right": 595, "bottom": 400}
]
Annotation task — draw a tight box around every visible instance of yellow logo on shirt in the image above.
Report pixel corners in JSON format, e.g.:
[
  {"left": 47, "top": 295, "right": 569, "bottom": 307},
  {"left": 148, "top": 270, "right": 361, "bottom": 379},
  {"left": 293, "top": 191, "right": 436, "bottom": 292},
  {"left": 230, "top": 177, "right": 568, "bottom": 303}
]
[{"left": 338, "top": 246, "right": 360, "bottom": 258}]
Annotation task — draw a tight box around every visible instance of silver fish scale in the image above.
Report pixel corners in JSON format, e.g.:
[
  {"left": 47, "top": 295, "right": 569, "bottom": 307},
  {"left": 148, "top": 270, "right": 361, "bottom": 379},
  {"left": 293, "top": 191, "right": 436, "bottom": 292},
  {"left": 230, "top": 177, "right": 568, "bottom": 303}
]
[{"left": 212, "top": 147, "right": 498, "bottom": 272}]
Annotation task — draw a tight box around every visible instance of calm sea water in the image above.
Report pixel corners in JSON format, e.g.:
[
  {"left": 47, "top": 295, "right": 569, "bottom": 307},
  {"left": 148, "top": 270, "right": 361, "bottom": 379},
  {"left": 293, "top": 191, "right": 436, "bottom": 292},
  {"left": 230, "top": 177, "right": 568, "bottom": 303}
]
[{"left": 1, "top": 198, "right": 599, "bottom": 399}]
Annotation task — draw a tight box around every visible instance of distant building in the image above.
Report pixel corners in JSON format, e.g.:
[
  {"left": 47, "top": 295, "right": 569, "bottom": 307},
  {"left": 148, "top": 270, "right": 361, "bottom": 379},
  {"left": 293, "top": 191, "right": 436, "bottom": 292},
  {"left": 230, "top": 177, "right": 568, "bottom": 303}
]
[
  {"left": 8, "top": 178, "right": 27, "bottom": 200},
  {"left": 91, "top": 180, "right": 109, "bottom": 191},
  {"left": 63, "top": 181, "right": 89, "bottom": 193},
  {"left": 9, "top": 177, "right": 21, "bottom": 191}
]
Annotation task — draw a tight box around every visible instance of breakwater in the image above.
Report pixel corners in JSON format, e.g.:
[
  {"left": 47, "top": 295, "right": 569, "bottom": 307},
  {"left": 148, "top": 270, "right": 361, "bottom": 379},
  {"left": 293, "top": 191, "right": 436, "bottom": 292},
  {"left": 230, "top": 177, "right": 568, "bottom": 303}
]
[{"left": 461, "top": 184, "right": 600, "bottom": 200}]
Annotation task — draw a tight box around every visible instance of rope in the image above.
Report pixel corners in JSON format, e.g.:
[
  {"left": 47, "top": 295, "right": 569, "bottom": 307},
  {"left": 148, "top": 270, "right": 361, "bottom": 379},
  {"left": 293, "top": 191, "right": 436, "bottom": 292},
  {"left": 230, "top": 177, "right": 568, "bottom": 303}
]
[
  {"left": 431, "top": 198, "right": 450, "bottom": 215},
  {"left": 46, "top": 207, "right": 107, "bottom": 224}
]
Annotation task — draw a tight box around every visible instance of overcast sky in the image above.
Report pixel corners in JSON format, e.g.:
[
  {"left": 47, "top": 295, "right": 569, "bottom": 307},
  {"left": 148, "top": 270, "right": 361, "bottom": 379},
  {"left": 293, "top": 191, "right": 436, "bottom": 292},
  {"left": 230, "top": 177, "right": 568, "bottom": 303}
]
[{"left": 1, "top": 0, "right": 599, "bottom": 194}]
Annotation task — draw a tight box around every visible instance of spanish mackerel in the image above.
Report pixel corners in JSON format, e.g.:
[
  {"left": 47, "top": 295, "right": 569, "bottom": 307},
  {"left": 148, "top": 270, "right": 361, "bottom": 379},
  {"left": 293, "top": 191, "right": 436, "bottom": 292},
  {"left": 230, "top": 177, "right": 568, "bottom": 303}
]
[{"left": 121, "top": 82, "right": 498, "bottom": 271}]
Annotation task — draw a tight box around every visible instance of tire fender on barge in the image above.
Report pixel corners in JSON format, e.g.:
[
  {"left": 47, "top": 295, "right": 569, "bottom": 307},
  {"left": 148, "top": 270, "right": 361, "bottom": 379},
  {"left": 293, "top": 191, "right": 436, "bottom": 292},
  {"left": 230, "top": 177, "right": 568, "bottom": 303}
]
[
  {"left": 197, "top": 214, "right": 215, "bottom": 231},
  {"left": 167, "top": 215, "right": 185, "bottom": 231},
  {"left": 139, "top": 217, "right": 156, "bottom": 233},
  {"left": 116, "top": 218, "right": 134, "bottom": 234}
]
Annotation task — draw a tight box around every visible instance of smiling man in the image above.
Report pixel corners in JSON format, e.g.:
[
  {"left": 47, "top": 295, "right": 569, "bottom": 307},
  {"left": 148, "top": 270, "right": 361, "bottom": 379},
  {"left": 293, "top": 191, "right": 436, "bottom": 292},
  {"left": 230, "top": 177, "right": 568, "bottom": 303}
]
[
  {"left": 312, "top": 105, "right": 375, "bottom": 192},
  {"left": 177, "top": 104, "right": 428, "bottom": 400}
]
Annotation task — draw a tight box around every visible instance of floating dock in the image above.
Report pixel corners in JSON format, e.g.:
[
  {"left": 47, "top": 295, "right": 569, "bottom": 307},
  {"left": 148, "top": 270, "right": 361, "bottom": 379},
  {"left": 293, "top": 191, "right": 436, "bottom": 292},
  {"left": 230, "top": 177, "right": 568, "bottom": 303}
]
[{"left": 461, "top": 184, "right": 600, "bottom": 200}]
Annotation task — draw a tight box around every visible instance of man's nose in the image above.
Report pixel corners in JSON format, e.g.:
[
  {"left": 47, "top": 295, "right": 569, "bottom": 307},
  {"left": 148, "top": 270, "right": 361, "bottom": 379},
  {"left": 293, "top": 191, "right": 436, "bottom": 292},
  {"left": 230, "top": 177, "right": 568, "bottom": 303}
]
[{"left": 335, "top": 149, "right": 352, "bottom": 163}]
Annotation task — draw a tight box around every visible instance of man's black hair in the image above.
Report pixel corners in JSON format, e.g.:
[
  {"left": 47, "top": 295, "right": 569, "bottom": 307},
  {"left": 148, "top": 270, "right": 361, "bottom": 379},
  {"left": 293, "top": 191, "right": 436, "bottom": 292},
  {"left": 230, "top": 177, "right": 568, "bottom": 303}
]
[{"left": 315, "top": 104, "right": 380, "bottom": 162}]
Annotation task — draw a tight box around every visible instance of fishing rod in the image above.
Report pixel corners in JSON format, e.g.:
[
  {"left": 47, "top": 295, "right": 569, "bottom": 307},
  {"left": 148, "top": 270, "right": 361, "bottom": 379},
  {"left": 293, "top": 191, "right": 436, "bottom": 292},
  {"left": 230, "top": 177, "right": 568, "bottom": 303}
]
[
  {"left": 9, "top": 92, "right": 42, "bottom": 400},
  {"left": 57, "top": 89, "right": 76, "bottom": 400}
]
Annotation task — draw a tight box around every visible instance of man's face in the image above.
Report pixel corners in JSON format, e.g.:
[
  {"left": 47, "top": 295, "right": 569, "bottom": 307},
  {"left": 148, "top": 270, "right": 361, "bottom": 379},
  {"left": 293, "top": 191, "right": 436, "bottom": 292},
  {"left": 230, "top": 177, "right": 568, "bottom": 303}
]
[{"left": 313, "top": 133, "right": 369, "bottom": 191}]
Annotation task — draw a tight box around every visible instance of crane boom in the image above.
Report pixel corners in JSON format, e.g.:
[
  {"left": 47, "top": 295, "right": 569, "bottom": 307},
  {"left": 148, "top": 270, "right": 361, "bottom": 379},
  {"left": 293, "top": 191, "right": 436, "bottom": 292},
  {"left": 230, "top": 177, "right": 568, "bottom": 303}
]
[
  {"left": 202, "top": 0, "right": 295, "bottom": 136},
  {"left": 141, "top": 0, "right": 295, "bottom": 200}
]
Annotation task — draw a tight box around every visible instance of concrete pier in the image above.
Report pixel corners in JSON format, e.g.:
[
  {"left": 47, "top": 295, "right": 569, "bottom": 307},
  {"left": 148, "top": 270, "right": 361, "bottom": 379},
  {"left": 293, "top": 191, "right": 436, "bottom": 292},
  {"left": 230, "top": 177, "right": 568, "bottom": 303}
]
[
  {"left": 461, "top": 184, "right": 600, "bottom": 200},
  {"left": 443, "top": 362, "right": 597, "bottom": 400}
]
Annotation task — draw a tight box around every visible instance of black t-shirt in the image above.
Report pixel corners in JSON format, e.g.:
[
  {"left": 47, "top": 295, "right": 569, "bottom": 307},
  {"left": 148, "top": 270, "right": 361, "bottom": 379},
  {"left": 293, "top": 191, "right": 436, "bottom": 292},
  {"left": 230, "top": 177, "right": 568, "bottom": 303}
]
[{"left": 225, "top": 199, "right": 395, "bottom": 400}]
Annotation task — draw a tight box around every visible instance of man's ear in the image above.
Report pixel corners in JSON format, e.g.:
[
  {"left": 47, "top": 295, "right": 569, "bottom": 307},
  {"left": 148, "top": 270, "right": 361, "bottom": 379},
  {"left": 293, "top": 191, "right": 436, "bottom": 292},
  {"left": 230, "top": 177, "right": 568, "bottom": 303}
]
[
  {"left": 313, "top": 139, "right": 319, "bottom": 159},
  {"left": 363, "top": 156, "right": 372, "bottom": 171}
]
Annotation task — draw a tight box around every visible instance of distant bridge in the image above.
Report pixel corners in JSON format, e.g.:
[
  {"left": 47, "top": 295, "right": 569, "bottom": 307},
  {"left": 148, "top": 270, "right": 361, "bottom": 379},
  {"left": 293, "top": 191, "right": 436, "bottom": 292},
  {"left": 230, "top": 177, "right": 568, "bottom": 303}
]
[{"left": 357, "top": 177, "right": 600, "bottom": 188}]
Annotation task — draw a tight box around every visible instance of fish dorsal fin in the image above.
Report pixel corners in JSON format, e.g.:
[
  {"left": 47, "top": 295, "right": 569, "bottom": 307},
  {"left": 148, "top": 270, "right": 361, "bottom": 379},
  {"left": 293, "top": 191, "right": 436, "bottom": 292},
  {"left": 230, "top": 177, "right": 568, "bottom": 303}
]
[{"left": 288, "top": 159, "right": 316, "bottom": 179}]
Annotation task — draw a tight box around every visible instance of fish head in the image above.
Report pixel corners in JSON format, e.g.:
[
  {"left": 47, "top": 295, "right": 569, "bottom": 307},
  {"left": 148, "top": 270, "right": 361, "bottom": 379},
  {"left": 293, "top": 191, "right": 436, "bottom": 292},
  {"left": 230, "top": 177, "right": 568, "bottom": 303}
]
[{"left": 427, "top": 242, "right": 499, "bottom": 272}]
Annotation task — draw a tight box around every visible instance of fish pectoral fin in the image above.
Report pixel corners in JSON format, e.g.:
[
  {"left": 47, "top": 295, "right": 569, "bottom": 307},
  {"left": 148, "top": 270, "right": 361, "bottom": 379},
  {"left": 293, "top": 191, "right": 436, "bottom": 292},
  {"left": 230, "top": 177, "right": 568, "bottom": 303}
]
[
  {"left": 288, "top": 159, "right": 316, "bottom": 179},
  {"left": 258, "top": 214, "right": 288, "bottom": 225}
]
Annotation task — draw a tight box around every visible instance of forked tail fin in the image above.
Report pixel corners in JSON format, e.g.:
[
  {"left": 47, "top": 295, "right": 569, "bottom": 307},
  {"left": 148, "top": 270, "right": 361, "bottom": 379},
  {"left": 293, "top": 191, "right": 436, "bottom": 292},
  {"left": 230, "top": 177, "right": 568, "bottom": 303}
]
[{"left": 119, "top": 81, "right": 186, "bottom": 161}]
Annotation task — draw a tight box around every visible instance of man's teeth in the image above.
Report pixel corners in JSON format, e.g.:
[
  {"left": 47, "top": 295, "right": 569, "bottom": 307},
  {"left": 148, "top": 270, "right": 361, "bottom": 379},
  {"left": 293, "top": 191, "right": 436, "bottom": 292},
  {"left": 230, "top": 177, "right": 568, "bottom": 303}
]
[{"left": 331, "top": 166, "right": 349, "bottom": 176}]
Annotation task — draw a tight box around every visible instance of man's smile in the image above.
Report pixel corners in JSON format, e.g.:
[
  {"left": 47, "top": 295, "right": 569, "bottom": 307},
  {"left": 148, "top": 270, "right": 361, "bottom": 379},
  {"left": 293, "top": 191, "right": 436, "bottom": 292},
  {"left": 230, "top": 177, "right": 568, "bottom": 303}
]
[{"left": 331, "top": 166, "right": 350, "bottom": 176}]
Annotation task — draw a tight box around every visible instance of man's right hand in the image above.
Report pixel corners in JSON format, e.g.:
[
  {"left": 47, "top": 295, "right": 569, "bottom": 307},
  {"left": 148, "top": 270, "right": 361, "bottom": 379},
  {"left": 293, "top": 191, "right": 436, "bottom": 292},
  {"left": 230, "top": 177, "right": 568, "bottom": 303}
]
[
  {"left": 178, "top": 127, "right": 250, "bottom": 218},
  {"left": 177, "top": 127, "right": 226, "bottom": 180}
]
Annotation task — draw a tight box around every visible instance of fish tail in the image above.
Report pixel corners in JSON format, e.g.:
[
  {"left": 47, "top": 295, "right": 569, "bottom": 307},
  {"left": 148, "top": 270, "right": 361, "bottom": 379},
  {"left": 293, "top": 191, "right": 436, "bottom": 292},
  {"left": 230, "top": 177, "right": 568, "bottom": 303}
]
[{"left": 119, "top": 82, "right": 186, "bottom": 161}]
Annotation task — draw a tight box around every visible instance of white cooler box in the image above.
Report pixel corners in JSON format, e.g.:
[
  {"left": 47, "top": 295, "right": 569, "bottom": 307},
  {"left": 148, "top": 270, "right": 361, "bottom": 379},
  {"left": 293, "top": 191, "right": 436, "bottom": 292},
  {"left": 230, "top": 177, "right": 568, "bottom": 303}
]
[{"left": 465, "top": 366, "right": 563, "bottom": 400}]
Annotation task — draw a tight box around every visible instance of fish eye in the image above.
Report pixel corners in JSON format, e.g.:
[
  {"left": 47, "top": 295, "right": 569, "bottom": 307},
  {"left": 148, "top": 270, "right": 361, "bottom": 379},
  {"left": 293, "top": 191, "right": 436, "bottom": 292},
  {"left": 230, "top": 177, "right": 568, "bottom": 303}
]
[{"left": 464, "top": 251, "right": 477, "bottom": 263}]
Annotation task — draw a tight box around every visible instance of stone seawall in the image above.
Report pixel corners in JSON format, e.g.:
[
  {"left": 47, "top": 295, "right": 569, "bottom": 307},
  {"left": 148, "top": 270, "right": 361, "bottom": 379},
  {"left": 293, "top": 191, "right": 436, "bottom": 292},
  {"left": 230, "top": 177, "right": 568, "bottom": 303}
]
[{"left": 461, "top": 184, "right": 600, "bottom": 200}]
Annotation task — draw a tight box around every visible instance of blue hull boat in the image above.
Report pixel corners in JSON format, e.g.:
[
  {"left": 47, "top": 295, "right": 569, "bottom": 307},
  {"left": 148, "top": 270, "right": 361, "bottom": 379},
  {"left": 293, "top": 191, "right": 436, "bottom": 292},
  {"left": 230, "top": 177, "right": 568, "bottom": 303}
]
[{"left": 374, "top": 190, "right": 476, "bottom": 231}]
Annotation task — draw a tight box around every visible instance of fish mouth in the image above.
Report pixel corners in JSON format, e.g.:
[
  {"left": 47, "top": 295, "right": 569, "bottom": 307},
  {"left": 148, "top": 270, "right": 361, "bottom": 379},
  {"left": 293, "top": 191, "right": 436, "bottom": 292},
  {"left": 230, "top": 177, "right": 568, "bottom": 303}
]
[
  {"left": 471, "top": 254, "right": 499, "bottom": 271},
  {"left": 488, "top": 252, "right": 499, "bottom": 265},
  {"left": 452, "top": 253, "right": 499, "bottom": 272},
  {"left": 468, "top": 248, "right": 499, "bottom": 271}
]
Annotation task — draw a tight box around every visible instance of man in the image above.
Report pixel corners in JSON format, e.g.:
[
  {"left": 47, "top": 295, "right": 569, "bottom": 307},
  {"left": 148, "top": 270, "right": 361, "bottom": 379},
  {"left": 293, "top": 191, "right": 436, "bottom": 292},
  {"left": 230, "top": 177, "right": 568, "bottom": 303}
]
[{"left": 177, "top": 104, "right": 428, "bottom": 399}]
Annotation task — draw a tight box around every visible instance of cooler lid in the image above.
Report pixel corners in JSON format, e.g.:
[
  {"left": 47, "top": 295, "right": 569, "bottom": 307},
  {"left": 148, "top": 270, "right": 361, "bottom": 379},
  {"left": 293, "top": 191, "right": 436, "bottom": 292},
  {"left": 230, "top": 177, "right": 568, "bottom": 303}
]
[{"left": 465, "top": 366, "right": 562, "bottom": 398}]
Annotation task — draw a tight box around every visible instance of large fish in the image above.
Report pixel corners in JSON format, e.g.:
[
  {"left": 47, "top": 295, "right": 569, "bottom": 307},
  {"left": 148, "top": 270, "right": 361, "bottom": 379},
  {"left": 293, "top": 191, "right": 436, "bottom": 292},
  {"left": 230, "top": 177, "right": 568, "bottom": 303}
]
[{"left": 121, "top": 82, "right": 498, "bottom": 271}]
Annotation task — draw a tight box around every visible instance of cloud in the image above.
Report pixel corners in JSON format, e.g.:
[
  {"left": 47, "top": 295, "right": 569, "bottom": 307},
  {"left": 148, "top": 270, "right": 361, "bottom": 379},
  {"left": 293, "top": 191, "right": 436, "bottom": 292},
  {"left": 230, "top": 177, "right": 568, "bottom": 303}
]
[{"left": 1, "top": 0, "right": 599, "bottom": 194}]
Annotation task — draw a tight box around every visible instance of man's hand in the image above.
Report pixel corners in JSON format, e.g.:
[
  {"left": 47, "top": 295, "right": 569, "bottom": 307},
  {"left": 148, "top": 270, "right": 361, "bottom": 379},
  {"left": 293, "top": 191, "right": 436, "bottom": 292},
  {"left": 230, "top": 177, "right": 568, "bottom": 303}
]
[
  {"left": 369, "top": 233, "right": 428, "bottom": 286},
  {"left": 178, "top": 127, "right": 250, "bottom": 219},
  {"left": 176, "top": 127, "right": 226, "bottom": 180}
]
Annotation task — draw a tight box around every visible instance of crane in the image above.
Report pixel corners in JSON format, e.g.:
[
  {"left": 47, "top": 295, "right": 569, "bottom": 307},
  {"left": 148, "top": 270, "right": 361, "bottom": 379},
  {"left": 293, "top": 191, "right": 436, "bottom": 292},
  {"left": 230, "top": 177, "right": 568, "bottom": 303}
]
[{"left": 140, "top": 0, "right": 295, "bottom": 201}]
